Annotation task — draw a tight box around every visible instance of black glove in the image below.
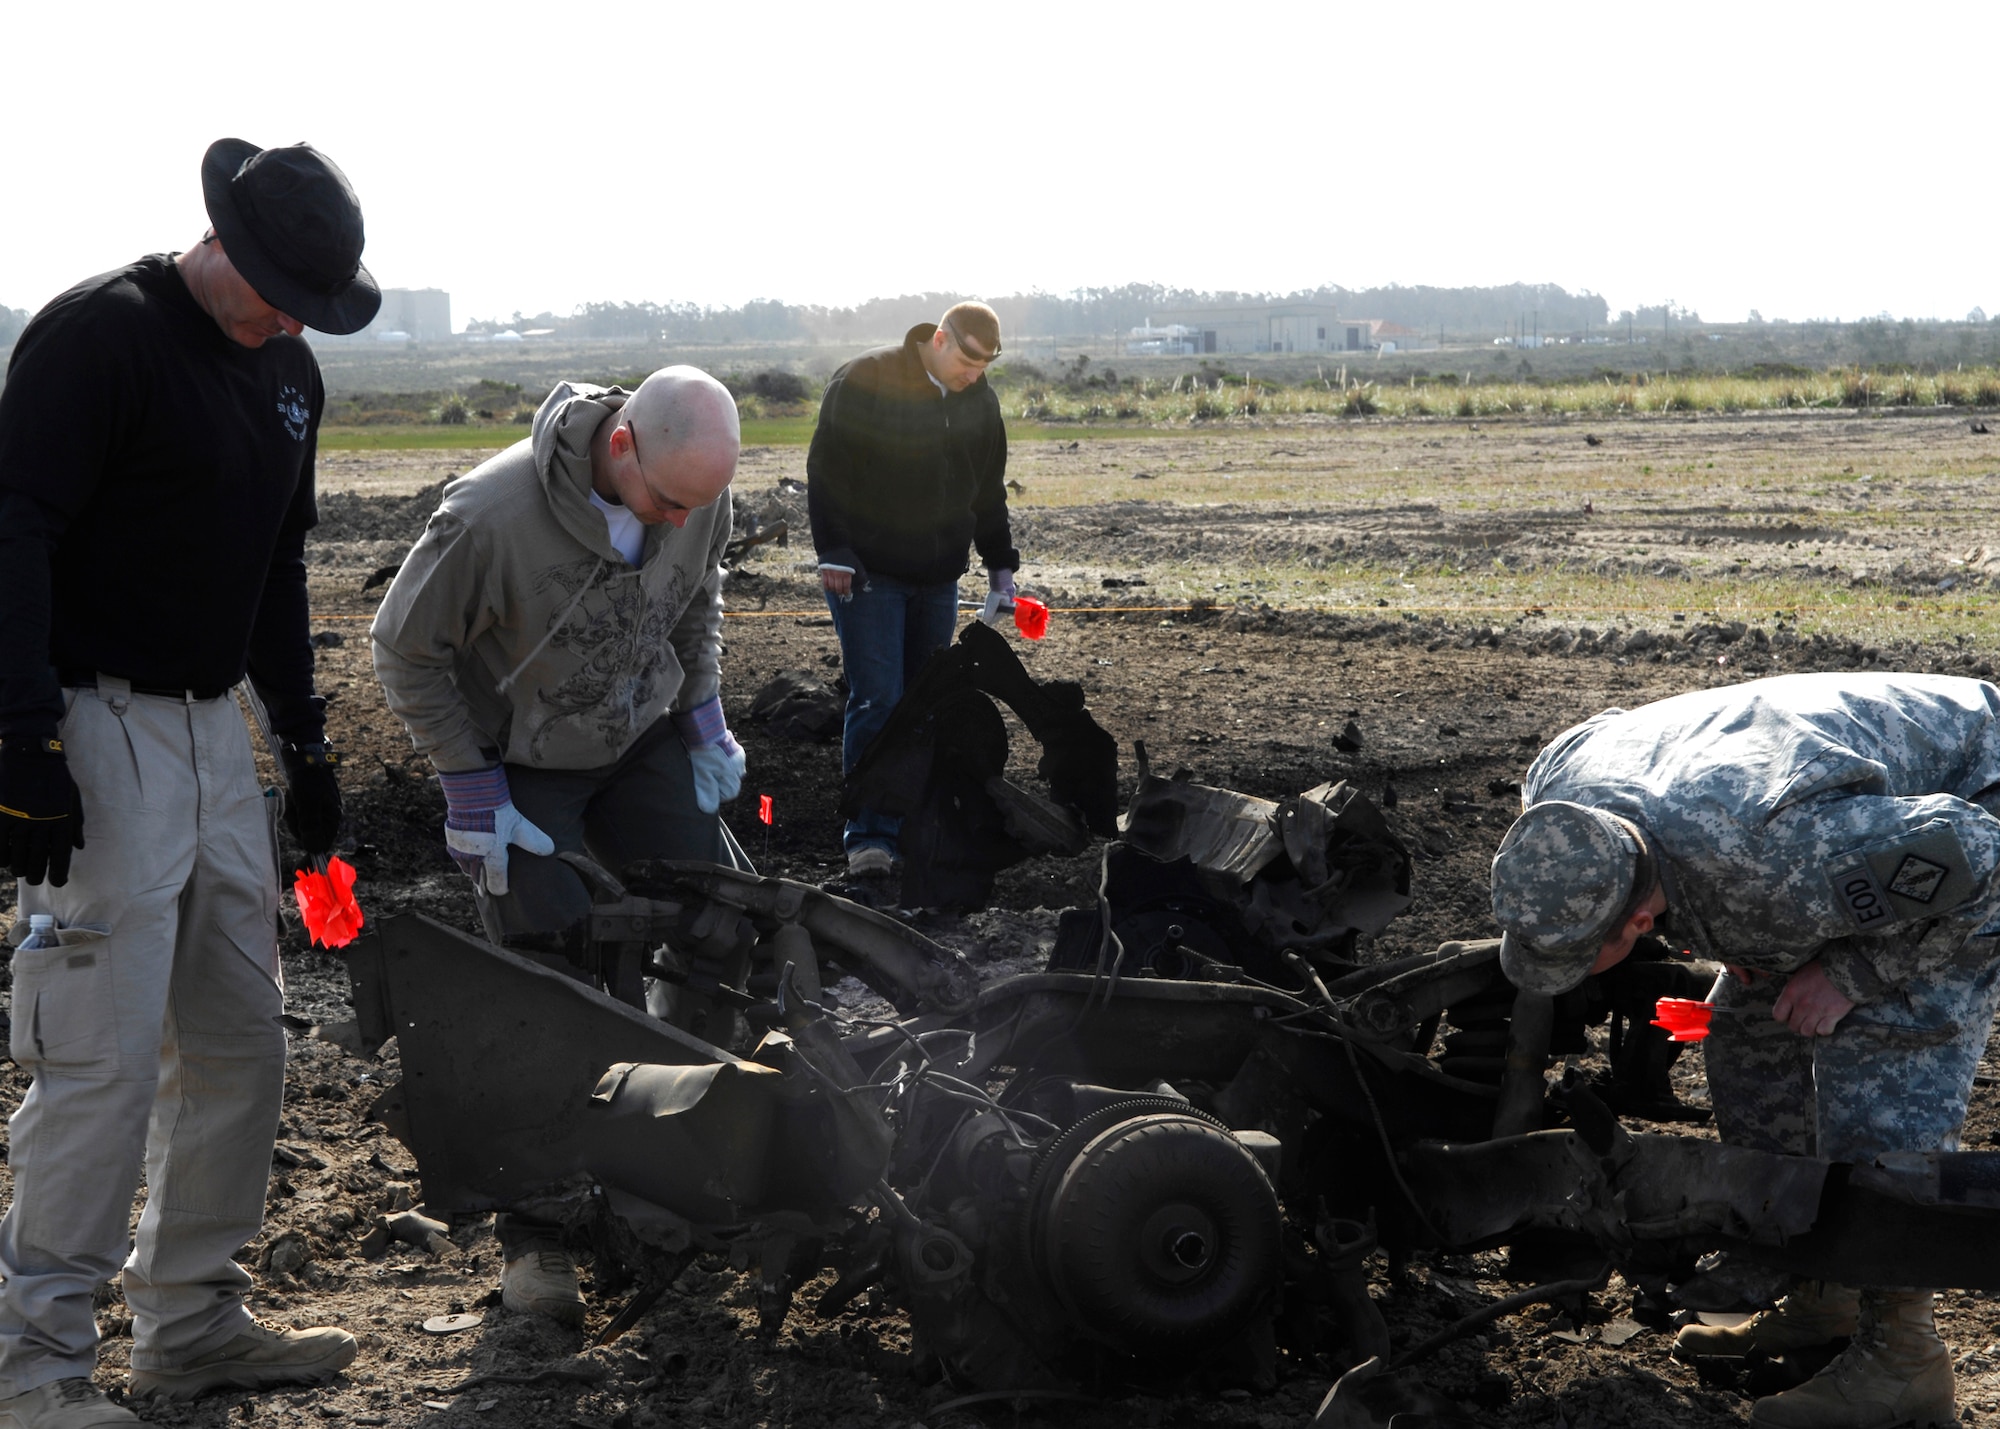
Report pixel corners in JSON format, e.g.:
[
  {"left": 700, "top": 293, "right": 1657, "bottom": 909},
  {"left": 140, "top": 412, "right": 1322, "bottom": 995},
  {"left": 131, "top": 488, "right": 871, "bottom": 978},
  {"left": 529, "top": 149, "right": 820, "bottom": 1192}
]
[
  {"left": 0, "top": 736, "right": 86, "bottom": 887},
  {"left": 279, "top": 740, "right": 343, "bottom": 857}
]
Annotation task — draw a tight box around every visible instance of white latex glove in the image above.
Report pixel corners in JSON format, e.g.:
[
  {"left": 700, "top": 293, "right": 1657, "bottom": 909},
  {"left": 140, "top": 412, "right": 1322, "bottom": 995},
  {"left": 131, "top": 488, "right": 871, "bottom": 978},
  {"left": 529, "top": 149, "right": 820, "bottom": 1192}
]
[
  {"left": 688, "top": 743, "right": 747, "bottom": 814},
  {"left": 443, "top": 802, "right": 554, "bottom": 895}
]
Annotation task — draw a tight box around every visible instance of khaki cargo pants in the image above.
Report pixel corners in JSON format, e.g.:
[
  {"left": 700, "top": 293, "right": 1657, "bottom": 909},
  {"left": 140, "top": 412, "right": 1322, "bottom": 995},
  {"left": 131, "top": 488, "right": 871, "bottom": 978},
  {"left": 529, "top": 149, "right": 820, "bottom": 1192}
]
[{"left": 0, "top": 678, "right": 287, "bottom": 1396}]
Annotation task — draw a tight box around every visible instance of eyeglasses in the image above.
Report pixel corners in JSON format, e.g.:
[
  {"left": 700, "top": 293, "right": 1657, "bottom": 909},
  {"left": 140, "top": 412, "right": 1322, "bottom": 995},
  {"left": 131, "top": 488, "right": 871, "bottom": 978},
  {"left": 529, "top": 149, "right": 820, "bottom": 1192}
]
[{"left": 622, "top": 421, "right": 691, "bottom": 519}]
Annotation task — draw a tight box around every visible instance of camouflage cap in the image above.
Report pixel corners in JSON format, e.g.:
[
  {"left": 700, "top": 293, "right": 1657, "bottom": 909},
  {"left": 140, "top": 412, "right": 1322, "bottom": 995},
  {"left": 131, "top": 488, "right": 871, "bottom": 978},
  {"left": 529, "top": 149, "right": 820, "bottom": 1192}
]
[{"left": 1491, "top": 801, "right": 1646, "bottom": 996}]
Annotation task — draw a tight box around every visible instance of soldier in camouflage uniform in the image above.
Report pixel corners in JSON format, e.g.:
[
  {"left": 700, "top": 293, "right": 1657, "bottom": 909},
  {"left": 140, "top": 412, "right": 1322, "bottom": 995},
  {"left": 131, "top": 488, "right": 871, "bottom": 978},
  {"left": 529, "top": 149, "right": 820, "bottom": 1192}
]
[{"left": 1490, "top": 672, "right": 2000, "bottom": 1429}]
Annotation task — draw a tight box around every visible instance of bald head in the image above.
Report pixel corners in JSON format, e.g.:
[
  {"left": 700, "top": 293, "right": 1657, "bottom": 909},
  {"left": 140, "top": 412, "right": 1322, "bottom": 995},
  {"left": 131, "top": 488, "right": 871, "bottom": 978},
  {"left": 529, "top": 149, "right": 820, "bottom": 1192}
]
[
  {"left": 595, "top": 365, "right": 740, "bottom": 527},
  {"left": 627, "top": 365, "right": 739, "bottom": 498}
]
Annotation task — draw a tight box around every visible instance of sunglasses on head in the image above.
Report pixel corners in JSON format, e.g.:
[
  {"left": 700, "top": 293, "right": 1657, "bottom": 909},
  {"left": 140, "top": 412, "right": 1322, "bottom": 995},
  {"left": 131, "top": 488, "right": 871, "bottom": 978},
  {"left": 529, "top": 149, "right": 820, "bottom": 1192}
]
[{"left": 945, "top": 323, "right": 999, "bottom": 364}]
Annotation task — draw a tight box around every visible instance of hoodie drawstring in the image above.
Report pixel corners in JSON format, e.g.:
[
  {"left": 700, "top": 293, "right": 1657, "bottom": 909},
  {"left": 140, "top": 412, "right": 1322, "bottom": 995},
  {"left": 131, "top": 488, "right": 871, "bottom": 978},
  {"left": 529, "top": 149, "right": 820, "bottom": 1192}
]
[{"left": 495, "top": 556, "right": 608, "bottom": 695}]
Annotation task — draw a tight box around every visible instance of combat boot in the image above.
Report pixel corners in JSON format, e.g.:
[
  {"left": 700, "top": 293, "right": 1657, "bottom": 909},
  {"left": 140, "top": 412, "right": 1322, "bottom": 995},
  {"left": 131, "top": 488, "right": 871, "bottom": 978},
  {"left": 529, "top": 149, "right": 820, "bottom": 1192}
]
[
  {"left": 1672, "top": 1279, "right": 1859, "bottom": 1361},
  {"left": 1749, "top": 1289, "right": 1956, "bottom": 1429},
  {"left": 130, "top": 1320, "right": 357, "bottom": 1400},
  {"left": 0, "top": 1378, "right": 138, "bottom": 1427}
]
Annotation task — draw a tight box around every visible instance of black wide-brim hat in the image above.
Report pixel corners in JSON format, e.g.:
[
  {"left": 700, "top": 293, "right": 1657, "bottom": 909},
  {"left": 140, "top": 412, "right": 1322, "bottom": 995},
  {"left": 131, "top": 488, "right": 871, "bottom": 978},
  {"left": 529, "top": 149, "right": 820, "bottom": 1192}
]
[{"left": 201, "top": 138, "right": 382, "bottom": 335}]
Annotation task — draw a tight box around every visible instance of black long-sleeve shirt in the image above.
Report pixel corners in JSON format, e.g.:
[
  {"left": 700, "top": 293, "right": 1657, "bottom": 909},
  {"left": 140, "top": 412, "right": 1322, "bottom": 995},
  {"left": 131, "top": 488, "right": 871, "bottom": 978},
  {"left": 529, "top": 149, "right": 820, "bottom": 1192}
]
[{"left": 0, "top": 255, "right": 324, "bottom": 742}]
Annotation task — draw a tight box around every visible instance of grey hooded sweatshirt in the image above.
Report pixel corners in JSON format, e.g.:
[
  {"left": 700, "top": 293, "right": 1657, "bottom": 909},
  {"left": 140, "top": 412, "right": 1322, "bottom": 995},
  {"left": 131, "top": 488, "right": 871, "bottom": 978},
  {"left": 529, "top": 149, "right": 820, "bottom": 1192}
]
[{"left": 371, "top": 382, "right": 731, "bottom": 773}]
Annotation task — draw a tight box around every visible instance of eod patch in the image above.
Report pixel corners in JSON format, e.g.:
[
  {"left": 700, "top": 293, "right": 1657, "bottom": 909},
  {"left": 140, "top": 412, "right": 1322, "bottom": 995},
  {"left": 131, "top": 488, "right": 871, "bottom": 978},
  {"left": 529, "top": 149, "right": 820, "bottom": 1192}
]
[{"left": 1826, "top": 820, "right": 1976, "bottom": 934}]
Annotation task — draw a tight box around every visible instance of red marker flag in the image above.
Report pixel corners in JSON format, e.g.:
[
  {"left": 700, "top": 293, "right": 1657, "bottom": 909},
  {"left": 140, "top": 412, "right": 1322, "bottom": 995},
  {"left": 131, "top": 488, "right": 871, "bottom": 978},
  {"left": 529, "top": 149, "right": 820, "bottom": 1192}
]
[
  {"left": 758, "top": 794, "right": 774, "bottom": 826},
  {"left": 294, "top": 855, "right": 365, "bottom": 948},
  {"left": 1651, "top": 997, "right": 1713, "bottom": 1043},
  {"left": 1013, "top": 596, "right": 1050, "bottom": 640}
]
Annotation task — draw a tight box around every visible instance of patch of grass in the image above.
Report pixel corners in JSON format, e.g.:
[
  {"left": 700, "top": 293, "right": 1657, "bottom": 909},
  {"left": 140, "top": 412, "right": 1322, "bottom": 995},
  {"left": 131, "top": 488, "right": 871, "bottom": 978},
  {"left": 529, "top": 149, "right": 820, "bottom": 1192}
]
[
  {"left": 1107, "top": 552, "right": 2000, "bottom": 652},
  {"left": 739, "top": 416, "right": 817, "bottom": 446},
  {"left": 981, "top": 364, "right": 2000, "bottom": 425},
  {"left": 320, "top": 416, "right": 1204, "bottom": 452}
]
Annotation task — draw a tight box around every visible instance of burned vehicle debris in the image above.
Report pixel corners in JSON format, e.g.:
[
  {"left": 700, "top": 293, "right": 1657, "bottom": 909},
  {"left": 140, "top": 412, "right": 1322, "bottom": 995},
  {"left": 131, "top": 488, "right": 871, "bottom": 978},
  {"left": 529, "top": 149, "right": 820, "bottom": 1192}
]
[
  {"left": 339, "top": 772, "right": 2000, "bottom": 1418},
  {"left": 841, "top": 620, "right": 1119, "bottom": 909},
  {"left": 1048, "top": 754, "right": 1415, "bottom": 991}
]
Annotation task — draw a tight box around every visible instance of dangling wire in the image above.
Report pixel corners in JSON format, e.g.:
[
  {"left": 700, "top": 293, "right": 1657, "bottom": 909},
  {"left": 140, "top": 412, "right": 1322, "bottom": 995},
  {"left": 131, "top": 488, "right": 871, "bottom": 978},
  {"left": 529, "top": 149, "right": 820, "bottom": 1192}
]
[{"left": 1342, "top": 1033, "right": 1448, "bottom": 1245}]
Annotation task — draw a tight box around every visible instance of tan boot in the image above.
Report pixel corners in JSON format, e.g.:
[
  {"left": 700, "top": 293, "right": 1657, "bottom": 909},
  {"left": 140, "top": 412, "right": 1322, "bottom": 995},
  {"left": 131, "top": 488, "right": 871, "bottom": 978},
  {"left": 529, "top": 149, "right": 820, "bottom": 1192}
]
[
  {"left": 130, "top": 1320, "right": 357, "bottom": 1401},
  {"left": 0, "top": 1379, "right": 139, "bottom": 1428},
  {"left": 1673, "top": 1279, "right": 1860, "bottom": 1360},
  {"left": 501, "top": 1248, "right": 585, "bottom": 1327},
  {"left": 1749, "top": 1289, "right": 1957, "bottom": 1429}
]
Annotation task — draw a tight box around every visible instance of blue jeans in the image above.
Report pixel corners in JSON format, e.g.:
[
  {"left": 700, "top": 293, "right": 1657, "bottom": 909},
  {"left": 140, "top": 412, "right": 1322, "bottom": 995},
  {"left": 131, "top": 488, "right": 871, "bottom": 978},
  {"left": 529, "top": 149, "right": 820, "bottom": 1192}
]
[{"left": 827, "top": 574, "right": 961, "bottom": 853}]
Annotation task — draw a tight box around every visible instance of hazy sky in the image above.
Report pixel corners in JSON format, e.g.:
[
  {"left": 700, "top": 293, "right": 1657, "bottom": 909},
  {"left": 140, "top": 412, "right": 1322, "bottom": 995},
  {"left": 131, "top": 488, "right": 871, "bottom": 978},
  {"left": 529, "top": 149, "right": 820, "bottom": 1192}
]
[{"left": 5, "top": 2, "right": 1994, "bottom": 330}]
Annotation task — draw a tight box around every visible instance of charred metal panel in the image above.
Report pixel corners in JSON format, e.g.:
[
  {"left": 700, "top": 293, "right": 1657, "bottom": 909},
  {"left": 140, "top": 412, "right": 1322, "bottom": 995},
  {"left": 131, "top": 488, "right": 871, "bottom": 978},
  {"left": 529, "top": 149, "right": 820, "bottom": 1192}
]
[
  {"left": 343, "top": 914, "right": 738, "bottom": 1210},
  {"left": 1618, "top": 1136, "right": 1828, "bottom": 1239},
  {"left": 1121, "top": 776, "right": 1285, "bottom": 882},
  {"left": 1402, "top": 1132, "right": 1827, "bottom": 1250},
  {"left": 1395, "top": 1131, "right": 2000, "bottom": 1289},
  {"left": 1739, "top": 1169, "right": 2000, "bottom": 1290},
  {"left": 582, "top": 1061, "right": 782, "bottom": 1222},
  {"left": 1853, "top": 1150, "right": 2000, "bottom": 1209}
]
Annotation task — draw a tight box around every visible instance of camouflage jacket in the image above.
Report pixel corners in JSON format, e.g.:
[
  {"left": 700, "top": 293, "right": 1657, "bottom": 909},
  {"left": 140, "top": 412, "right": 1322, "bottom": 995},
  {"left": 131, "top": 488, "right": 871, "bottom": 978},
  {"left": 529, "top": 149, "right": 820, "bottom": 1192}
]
[{"left": 1523, "top": 672, "right": 2000, "bottom": 1003}]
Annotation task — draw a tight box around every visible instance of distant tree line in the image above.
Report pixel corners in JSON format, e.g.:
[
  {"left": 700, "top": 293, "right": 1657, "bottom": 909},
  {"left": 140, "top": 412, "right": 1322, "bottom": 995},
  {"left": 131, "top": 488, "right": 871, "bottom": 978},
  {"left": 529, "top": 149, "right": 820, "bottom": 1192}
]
[
  {"left": 0, "top": 305, "right": 30, "bottom": 347},
  {"left": 466, "top": 282, "right": 1618, "bottom": 344},
  {"left": 1309, "top": 283, "right": 1612, "bottom": 333},
  {"left": 1615, "top": 300, "right": 1702, "bottom": 328}
]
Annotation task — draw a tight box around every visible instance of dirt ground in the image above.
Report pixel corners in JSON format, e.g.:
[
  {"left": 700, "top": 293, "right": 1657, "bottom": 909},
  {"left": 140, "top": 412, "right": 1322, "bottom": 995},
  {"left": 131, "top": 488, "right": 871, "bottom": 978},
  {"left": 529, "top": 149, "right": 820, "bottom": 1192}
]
[{"left": 5, "top": 411, "right": 2000, "bottom": 1428}]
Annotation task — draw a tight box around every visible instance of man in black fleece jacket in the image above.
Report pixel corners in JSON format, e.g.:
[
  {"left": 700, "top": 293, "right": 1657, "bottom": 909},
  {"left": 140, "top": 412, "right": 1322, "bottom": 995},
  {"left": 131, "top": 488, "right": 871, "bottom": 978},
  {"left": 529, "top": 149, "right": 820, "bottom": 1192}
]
[{"left": 807, "top": 302, "right": 1019, "bottom": 877}]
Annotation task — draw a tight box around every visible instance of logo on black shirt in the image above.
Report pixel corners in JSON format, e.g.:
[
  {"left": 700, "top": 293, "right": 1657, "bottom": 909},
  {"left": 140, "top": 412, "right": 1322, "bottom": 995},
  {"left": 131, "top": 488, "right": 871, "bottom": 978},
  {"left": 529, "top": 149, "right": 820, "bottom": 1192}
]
[{"left": 276, "top": 385, "right": 311, "bottom": 442}]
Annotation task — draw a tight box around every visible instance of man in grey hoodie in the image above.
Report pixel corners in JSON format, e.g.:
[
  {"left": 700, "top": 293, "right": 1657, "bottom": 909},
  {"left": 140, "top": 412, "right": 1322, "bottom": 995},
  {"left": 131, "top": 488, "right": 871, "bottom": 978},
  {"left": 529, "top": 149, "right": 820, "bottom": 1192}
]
[{"left": 371, "top": 366, "right": 750, "bottom": 1322}]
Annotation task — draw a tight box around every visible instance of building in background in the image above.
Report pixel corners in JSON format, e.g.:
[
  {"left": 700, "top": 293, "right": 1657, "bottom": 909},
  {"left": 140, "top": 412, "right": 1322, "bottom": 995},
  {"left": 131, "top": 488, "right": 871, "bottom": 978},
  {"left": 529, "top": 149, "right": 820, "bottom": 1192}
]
[
  {"left": 1123, "top": 322, "right": 1197, "bottom": 355},
  {"left": 350, "top": 288, "right": 452, "bottom": 343},
  {"left": 1144, "top": 301, "right": 1344, "bottom": 354}
]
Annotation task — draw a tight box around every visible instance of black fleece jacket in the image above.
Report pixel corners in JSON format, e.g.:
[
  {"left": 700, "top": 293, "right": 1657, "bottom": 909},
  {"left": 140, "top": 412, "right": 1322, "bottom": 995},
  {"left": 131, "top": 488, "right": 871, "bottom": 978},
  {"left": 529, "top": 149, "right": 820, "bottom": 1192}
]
[{"left": 806, "top": 324, "right": 1018, "bottom": 586}]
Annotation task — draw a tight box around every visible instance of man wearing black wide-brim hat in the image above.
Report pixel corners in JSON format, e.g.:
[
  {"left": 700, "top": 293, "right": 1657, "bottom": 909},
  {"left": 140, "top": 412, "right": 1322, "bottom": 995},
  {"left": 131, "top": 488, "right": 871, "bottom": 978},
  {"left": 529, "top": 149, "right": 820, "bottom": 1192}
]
[{"left": 0, "top": 139, "right": 379, "bottom": 1426}]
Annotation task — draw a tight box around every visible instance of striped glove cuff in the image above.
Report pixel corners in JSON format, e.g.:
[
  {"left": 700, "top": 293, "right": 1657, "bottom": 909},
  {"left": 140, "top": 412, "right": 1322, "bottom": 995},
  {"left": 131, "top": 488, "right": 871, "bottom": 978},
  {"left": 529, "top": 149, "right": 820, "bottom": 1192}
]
[
  {"left": 673, "top": 697, "right": 739, "bottom": 757},
  {"left": 438, "top": 765, "right": 510, "bottom": 833}
]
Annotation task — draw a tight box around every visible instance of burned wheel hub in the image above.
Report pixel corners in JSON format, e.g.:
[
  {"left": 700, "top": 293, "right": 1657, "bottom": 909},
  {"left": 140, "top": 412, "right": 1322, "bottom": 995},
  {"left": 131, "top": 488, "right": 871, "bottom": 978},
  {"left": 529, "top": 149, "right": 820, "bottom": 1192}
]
[
  {"left": 1037, "top": 1113, "right": 1281, "bottom": 1355},
  {"left": 1140, "top": 1202, "right": 1217, "bottom": 1282}
]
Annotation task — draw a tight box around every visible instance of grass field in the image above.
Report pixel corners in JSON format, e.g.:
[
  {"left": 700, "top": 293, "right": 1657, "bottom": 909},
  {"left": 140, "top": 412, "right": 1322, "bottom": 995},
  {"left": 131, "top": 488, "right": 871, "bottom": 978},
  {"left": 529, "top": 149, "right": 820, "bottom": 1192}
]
[
  {"left": 318, "top": 364, "right": 2000, "bottom": 453},
  {"left": 322, "top": 407, "right": 2000, "bottom": 656},
  {"left": 974, "top": 409, "right": 2000, "bottom": 654},
  {"left": 318, "top": 417, "right": 1211, "bottom": 451},
  {"left": 1007, "top": 366, "right": 2000, "bottom": 423}
]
